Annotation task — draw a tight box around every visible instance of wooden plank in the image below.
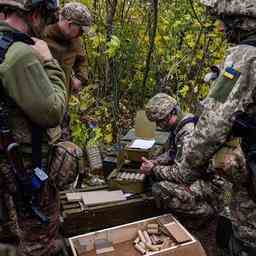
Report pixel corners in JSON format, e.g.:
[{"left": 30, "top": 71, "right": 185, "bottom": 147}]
[
  {"left": 82, "top": 190, "right": 126, "bottom": 206},
  {"left": 165, "top": 222, "right": 192, "bottom": 243},
  {"left": 66, "top": 192, "right": 84, "bottom": 202}
]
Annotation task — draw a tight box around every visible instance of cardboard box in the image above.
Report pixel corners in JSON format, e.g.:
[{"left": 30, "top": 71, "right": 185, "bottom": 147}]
[{"left": 69, "top": 214, "right": 206, "bottom": 256}]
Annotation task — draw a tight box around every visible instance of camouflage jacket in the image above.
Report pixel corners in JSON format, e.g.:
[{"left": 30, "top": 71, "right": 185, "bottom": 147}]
[
  {"left": 168, "top": 39, "right": 256, "bottom": 246},
  {"left": 44, "top": 24, "right": 88, "bottom": 98},
  {"left": 154, "top": 113, "right": 196, "bottom": 166}
]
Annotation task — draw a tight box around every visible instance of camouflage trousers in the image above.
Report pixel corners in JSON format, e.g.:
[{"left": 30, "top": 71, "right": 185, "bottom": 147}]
[
  {"left": 152, "top": 175, "right": 226, "bottom": 219},
  {"left": 0, "top": 159, "right": 21, "bottom": 245}
]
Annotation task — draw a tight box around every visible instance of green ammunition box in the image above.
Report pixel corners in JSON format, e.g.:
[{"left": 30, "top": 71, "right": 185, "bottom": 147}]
[
  {"left": 108, "top": 168, "right": 145, "bottom": 194},
  {"left": 124, "top": 139, "right": 155, "bottom": 162}
]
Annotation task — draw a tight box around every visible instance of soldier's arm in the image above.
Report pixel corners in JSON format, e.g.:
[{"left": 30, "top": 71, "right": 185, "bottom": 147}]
[
  {"left": 177, "top": 56, "right": 256, "bottom": 183},
  {"left": 73, "top": 38, "right": 88, "bottom": 83},
  {"left": 175, "top": 121, "right": 195, "bottom": 162},
  {"left": 153, "top": 150, "right": 175, "bottom": 166},
  {"left": 2, "top": 42, "right": 67, "bottom": 128},
  {"left": 152, "top": 121, "right": 196, "bottom": 182}
]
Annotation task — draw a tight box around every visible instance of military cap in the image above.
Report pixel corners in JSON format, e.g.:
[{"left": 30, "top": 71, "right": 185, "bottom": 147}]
[
  {"left": 61, "top": 2, "right": 92, "bottom": 33},
  {"left": 145, "top": 93, "right": 177, "bottom": 122},
  {"left": 0, "top": 0, "right": 59, "bottom": 11}
]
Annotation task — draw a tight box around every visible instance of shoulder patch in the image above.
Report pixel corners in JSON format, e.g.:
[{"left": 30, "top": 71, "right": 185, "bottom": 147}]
[
  {"left": 223, "top": 66, "right": 241, "bottom": 80},
  {"left": 208, "top": 66, "right": 241, "bottom": 103}
]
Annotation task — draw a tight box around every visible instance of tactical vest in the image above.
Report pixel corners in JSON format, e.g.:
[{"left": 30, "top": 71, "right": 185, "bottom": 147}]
[
  {"left": 0, "top": 31, "right": 50, "bottom": 229},
  {"left": 0, "top": 30, "right": 36, "bottom": 242}
]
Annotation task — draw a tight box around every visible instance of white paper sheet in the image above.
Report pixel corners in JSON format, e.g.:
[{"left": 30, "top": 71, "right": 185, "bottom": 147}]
[{"left": 129, "top": 139, "right": 155, "bottom": 149}]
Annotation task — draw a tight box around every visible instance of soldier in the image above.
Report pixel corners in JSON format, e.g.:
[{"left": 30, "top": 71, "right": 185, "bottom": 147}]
[
  {"left": 140, "top": 93, "right": 227, "bottom": 220},
  {"left": 0, "top": 1, "right": 83, "bottom": 255},
  {"left": 141, "top": 93, "right": 198, "bottom": 171},
  {"left": 162, "top": 0, "right": 256, "bottom": 255},
  {"left": 44, "top": 2, "right": 92, "bottom": 98}
]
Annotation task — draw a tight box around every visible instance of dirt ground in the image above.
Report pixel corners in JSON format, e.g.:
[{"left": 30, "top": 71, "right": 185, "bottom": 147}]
[
  {"left": 190, "top": 219, "right": 218, "bottom": 256},
  {"left": 176, "top": 215, "right": 218, "bottom": 256}
]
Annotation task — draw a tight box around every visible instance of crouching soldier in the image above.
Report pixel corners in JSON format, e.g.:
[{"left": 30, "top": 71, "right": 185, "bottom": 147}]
[{"left": 140, "top": 93, "right": 227, "bottom": 221}]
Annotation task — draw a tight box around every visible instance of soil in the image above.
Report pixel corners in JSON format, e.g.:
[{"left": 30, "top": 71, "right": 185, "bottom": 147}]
[{"left": 175, "top": 215, "right": 218, "bottom": 256}]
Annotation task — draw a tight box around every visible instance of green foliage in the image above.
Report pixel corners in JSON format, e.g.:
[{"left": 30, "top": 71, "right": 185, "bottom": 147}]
[{"left": 61, "top": 0, "right": 227, "bottom": 146}]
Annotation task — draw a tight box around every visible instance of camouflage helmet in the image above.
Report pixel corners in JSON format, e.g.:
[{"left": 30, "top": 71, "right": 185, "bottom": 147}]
[
  {"left": 0, "top": 0, "right": 59, "bottom": 11},
  {"left": 61, "top": 2, "right": 92, "bottom": 33},
  {"left": 199, "top": 0, "right": 256, "bottom": 31},
  {"left": 145, "top": 93, "right": 177, "bottom": 122}
]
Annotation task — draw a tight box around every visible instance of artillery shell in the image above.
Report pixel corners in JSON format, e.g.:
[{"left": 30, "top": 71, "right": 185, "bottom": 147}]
[
  {"left": 139, "top": 242, "right": 146, "bottom": 250},
  {"left": 123, "top": 173, "right": 130, "bottom": 180},
  {"left": 120, "top": 173, "right": 126, "bottom": 179},
  {"left": 145, "top": 242, "right": 162, "bottom": 251},
  {"left": 138, "top": 230, "right": 146, "bottom": 244},
  {"left": 151, "top": 235, "right": 162, "bottom": 245},
  {"left": 147, "top": 228, "right": 159, "bottom": 235},
  {"left": 143, "top": 231, "right": 152, "bottom": 245},
  {"left": 138, "top": 174, "right": 145, "bottom": 181},
  {"left": 147, "top": 224, "right": 158, "bottom": 230},
  {"left": 161, "top": 238, "right": 170, "bottom": 250},
  {"left": 126, "top": 173, "right": 132, "bottom": 180},
  {"left": 135, "top": 173, "right": 141, "bottom": 180},
  {"left": 134, "top": 243, "right": 146, "bottom": 254},
  {"left": 130, "top": 173, "right": 136, "bottom": 180},
  {"left": 133, "top": 236, "right": 140, "bottom": 244}
]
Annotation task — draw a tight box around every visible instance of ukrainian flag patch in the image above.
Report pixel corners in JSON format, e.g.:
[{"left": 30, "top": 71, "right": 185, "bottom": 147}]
[
  {"left": 223, "top": 66, "right": 240, "bottom": 80},
  {"left": 208, "top": 65, "right": 241, "bottom": 103}
]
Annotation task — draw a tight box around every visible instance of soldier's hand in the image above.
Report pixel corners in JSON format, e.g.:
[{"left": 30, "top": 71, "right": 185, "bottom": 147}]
[
  {"left": 140, "top": 157, "right": 155, "bottom": 175},
  {"left": 31, "top": 38, "right": 53, "bottom": 62}
]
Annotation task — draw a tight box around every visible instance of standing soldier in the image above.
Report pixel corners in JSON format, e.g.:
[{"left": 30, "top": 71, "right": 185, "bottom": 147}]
[
  {"left": 140, "top": 93, "right": 227, "bottom": 220},
  {"left": 0, "top": 0, "right": 83, "bottom": 255},
  {"left": 44, "top": 2, "right": 92, "bottom": 98},
  {"left": 44, "top": 2, "right": 92, "bottom": 140},
  {"left": 164, "top": 0, "right": 256, "bottom": 255}
]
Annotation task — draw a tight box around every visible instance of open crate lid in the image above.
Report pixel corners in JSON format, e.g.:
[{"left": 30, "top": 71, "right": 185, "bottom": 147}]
[{"left": 134, "top": 110, "right": 156, "bottom": 139}]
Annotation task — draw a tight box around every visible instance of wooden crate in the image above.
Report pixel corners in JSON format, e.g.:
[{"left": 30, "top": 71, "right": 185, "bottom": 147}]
[
  {"left": 69, "top": 214, "right": 206, "bottom": 256},
  {"left": 60, "top": 193, "right": 163, "bottom": 237}
]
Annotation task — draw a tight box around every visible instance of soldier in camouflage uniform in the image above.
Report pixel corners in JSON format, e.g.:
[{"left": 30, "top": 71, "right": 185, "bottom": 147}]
[
  {"left": 140, "top": 93, "right": 227, "bottom": 219},
  {"left": 141, "top": 93, "right": 197, "bottom": 168},
  {"left": 162, "top": 1, "right": 256, "bottom": 255},
  {"left": 0, "top": 1, "right": 84, "bottom": 255},
  {"left": 44, "top": 2, "right": 92, "bottom": 99}
]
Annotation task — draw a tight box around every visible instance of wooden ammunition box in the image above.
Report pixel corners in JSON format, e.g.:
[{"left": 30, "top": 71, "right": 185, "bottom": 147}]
[
  {"left": 124, "top": 140, "right": 155, "bottom": 162},
  {"left": 69, "top": 214, "right": 206, "bottom": 256},
  {"left": 60, "top": 190, "right": 163, "bottom": 237},
  {"left": 108, "top": 168, "right": 145, "bottom": 194}
]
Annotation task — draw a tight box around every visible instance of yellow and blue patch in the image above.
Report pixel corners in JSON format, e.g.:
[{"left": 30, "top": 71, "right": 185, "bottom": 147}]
[{"left": 223, "top": 66, "right": 241, "bottom": 80}]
